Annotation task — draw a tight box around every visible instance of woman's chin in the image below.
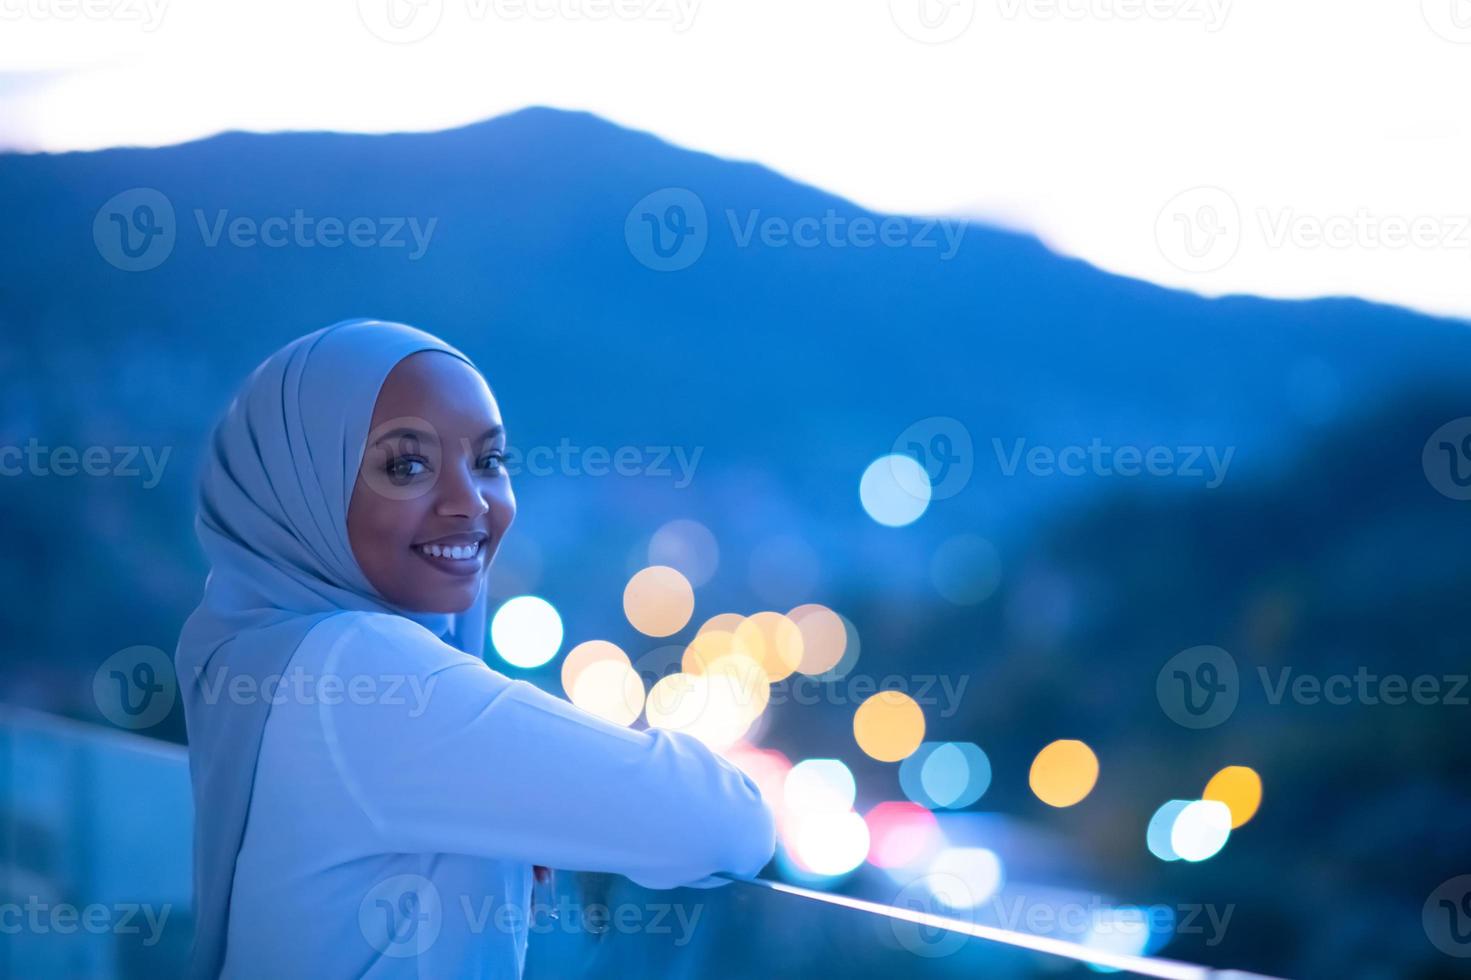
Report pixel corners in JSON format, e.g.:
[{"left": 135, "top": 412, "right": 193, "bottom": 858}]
[{"left": 393, "top": 581, "right": 481, "bottom": 615}]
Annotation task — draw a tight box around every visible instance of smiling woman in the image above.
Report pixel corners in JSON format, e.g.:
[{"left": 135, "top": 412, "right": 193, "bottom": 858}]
[
  {"left": 174, "top": 319, "right": 776, "bottom": 980},
  {"left": 347, "top": 351, "right": 515, "bottom": 614}
]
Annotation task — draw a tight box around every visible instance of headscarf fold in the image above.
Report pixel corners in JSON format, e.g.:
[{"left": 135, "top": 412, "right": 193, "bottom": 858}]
[{"left": 174, "top": 319, "right": 489, "bottom": 979}]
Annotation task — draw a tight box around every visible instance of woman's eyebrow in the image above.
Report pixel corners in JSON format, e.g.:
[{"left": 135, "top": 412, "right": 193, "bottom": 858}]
[{"left": 374, "top": 427, "right": 437, "bottom": 446}]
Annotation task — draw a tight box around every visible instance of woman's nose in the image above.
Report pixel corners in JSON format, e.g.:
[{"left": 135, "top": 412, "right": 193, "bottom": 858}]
[{"left": 435, "top": 460, "right": 493, "bottom": 519}]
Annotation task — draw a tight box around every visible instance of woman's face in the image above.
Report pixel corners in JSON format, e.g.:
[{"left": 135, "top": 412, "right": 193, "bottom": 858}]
[{"left": 347, "top": 350, "right": 514, "bottom": 613}]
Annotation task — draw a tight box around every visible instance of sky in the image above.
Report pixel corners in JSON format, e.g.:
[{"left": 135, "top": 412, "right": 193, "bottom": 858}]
[{"left": 3, "top": 0, "right": 1470, "bottom": 319}]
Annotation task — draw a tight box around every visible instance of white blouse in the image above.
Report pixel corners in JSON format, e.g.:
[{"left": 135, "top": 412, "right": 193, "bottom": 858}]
[{"left": 222, "top": 611, "right": 776, "bottom": 978}]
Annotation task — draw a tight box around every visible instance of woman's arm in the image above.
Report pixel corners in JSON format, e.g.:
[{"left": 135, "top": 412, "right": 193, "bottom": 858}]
[{"left": 312, "top": 613, "right": 777, "bottom": 889}]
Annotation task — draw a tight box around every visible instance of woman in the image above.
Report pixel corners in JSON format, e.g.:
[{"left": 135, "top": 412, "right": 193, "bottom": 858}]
[{"left": 175, "top": 319, "right": 776, "bottom": 979}]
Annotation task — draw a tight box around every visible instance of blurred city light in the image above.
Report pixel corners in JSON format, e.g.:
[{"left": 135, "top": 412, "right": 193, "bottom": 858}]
[
  {"left": 925, "top": 847, "right": 1004, "bottom": 910},
  {"left": 1170, "top": 800, "right": 1232, "bottom": 863},
  {"left": 489, "top": 595, "right": 564, "bottom": 669},
  {"left": 1203, "top": 765, "right": 1263, "bottom": 828},
  {"left": 785, "top": 603, "right": 847, "bottom": 676},
  {"left": 623, "top": 565, "right": 696, "bottom": 637},
  {"left": 853, "top": 691, "right": 926, "bottom": 763},
  {"left": 648, "top": 518, "right": 720, "bottom": 588},
  {"left": 864, "top": 801, "right": 942, "bottom": 870},
  {"left": 859, "top": 454, "right": 931, "bottom": 527},
  {"left": 1028, "top": 739, "right": 1100, "bottom": 808},
  {"left": 1146, "top": 800, "right": 1192, "bottom": 862}
]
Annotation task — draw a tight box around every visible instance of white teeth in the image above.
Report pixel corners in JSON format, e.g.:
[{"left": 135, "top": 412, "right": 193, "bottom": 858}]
[{"left": 418, "top": 541, "right": 480, "bottom": 560}]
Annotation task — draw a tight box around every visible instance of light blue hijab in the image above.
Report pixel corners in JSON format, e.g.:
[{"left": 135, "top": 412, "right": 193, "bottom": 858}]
[{"left": 174, "top": 319, "right": 490, "bottom": 979}]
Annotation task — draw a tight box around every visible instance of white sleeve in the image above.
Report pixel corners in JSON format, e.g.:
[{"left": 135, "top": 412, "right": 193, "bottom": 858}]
[{"left": 311, "top": 613, "right": 777, "bottom": 890}]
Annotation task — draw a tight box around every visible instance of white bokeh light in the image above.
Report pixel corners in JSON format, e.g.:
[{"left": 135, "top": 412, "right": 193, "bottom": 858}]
[
  {"left": 490, "top": 594, "right": 564, "bottom": 669},
  {"left": 860, "top": 454, "right": 931, "bottom": 527}
]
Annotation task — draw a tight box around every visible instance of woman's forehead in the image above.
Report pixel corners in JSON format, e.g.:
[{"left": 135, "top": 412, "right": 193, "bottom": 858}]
[{"left": 371, "top": 350, "right": 502, "bottom": 429}]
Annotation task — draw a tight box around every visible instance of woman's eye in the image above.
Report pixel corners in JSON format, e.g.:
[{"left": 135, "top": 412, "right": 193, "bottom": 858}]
[
  {"left": 385, "top": 456, "right": 428, "bottom": 483},
  {"left": 479, "top": 451, "right": 508, "bottom": 473}
]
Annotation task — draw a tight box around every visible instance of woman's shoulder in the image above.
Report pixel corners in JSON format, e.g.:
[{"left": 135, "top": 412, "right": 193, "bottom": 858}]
[{"left": 295, "top": 609, "right": 485, "bottom": 676}]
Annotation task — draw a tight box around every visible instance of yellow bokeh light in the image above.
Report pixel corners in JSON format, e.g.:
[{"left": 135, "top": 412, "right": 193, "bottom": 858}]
[
  {"left": 852, "top": 691, "right": 926, "bottom": 762},
  {"left": 645, "top": 670, "right": 751, "bottom": 748},
  {"left": 623, "top": 565, "right": 695, "bottom": 637},
  {"left": 681, "top": 629, "right": 740, "bottom": 674},
  {"left": 697, "top": 612, "right": 744, "bottom": 635},
  {"left": 1203, "top": 765, "right": 1262, "bottom": 828},
  {"left": 645, "top": 672, "right": 705, "bottom": 732},
  {"left": 706, "top": 654, "right": 771, "bottom": 723},
  {"left": 1028, "top": 739, "right": 1099, "bottom": 808},
  {"left": 733, "top": 611, "right": 804, "bottom": 683},
  {"left": 560, "top": 640, "right": 628, "bottom": 699},
  {"left": 569, "top": 658, "right": 645, "bottom": 727},
  {"left": 787, "top": 603, "right": 847, "bottom": 676}
]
